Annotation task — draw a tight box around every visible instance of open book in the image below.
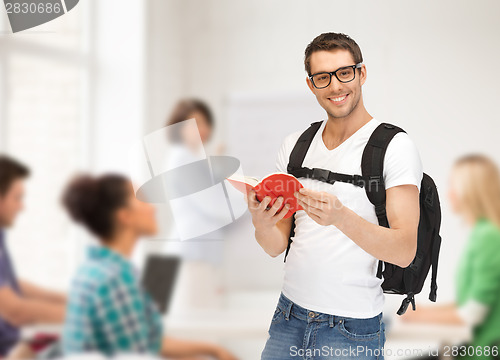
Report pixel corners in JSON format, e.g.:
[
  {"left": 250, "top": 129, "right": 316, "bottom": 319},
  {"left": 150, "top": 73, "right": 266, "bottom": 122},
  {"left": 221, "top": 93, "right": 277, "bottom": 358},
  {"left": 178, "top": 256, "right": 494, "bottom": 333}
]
[{"left": 226, "top": 172, "right": 304, "bottom": 218}]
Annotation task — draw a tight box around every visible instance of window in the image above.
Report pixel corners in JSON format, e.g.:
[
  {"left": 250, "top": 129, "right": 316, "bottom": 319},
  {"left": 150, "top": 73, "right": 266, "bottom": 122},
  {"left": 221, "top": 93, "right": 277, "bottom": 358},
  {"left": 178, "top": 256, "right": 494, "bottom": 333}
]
[{"left": 0, "top": 4, "right": 90, "bottom": 290}]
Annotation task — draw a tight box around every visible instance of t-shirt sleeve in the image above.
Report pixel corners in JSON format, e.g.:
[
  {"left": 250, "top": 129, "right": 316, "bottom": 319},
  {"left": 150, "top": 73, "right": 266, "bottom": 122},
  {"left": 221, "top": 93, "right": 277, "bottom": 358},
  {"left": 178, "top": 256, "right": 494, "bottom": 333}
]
[
  {"left": 468, "top": 228, "right": 500, "bottom": 307},
  {"left": 275, "top": 137, "right": 288, "bottom": 173},
  {"left": 275, "top": 131, "right": 301, "bottom": 173},
  {"left": 383, "top": 132, "right": 423, "bottom": 191}
]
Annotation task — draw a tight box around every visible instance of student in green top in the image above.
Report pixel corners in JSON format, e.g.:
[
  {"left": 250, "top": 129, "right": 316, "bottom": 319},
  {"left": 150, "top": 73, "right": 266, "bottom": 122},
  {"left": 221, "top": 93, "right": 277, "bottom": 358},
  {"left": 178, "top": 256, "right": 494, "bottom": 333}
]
[{"left": 401, "top": 154, "right": 500, "bottom": 360}]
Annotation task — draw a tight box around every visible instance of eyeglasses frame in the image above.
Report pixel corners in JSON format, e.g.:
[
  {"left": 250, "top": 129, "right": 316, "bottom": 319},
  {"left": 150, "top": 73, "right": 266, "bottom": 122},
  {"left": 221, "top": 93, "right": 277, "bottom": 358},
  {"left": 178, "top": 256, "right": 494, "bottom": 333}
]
[{"left": 308, "top": 63, "right": 363, "bottom": 89}]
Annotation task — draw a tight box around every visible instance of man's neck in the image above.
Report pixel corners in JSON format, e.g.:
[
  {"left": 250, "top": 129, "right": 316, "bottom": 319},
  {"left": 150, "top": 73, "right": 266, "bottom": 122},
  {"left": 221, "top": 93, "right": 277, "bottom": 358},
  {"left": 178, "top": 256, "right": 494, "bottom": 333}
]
[{"left": 323, "top": 106, "right": 373, "bottom": 151}]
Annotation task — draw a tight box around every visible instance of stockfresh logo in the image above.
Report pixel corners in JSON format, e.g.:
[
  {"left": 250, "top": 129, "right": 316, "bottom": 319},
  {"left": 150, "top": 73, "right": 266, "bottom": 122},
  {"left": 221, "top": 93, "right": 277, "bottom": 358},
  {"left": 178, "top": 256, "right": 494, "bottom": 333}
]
[{"left": 3, "top": 0, "right": 79, "bottom": 33}]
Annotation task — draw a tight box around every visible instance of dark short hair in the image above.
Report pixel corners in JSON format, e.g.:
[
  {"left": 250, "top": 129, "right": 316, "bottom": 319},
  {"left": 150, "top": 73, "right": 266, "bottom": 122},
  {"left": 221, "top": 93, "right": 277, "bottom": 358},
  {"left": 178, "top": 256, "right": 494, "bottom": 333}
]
[
  {"left": 166, "top": 98, "right": 214, "bottom": 143},
  {"left": 62, "top": 173, "right": 130, "bottom": 240},
  {"left": 0, "top": 155, "right": 30, "bottom": 196},
  {"left": 304, "top": 32, "right": 363, "bottom": 76}
]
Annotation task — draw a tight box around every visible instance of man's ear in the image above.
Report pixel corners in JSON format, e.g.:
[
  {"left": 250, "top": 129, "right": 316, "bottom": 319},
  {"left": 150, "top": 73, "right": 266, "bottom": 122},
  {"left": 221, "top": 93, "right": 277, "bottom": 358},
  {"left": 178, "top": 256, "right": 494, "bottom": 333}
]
[
  {"left": 359, "top": 64, "right": 367, "bottom": 86},
  {"left": 306, "top": 76, "right": 315, "bottom": 94}
]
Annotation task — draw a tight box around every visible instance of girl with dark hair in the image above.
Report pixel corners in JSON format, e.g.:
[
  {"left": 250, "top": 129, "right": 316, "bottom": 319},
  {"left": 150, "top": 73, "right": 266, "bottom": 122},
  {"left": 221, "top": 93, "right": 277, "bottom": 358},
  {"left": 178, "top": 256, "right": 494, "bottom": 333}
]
[{"left": 60, "top": 173, "right": 237, "bottom": 359}]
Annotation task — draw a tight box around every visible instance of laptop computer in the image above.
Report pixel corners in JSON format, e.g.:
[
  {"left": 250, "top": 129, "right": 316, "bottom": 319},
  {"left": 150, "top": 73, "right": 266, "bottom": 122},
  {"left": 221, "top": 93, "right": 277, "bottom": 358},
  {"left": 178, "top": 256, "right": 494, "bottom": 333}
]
[{"left": 141, "top": 255, "right": 181, "bottom": 314}]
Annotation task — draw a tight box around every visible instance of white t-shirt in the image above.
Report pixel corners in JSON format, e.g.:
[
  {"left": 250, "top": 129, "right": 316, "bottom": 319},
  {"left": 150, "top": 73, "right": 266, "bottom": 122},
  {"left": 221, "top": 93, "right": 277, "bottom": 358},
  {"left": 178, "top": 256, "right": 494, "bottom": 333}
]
[{"left": 276, "top": 118, "right": 423, "bottom": 318}]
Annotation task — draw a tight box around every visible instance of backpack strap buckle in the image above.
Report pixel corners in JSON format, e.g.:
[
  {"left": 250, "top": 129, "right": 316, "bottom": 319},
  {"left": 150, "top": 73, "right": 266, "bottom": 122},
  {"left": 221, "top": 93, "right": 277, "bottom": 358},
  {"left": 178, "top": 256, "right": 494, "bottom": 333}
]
[
  {"left": 352, "top": 174, "right": 365, "bottom": 187},
  {"left": 397, "top": 293, "right": 416, "bottom": 315},
  {"left": 312, "top": 168, "right": 330, "bottom": 182}
]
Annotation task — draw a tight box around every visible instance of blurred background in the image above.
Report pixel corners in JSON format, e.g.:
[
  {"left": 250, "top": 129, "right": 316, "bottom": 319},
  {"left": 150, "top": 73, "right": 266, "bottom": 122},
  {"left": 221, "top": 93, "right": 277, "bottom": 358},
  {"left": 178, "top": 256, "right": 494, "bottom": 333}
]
[{"left": 1, "top": 0, "right": 499, "bottom": 358}]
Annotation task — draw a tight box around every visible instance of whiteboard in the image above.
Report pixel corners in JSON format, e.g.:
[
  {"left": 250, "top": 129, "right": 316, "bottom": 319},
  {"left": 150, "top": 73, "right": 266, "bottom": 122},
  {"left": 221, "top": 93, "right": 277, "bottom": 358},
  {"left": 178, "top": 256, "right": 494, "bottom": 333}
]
[{"left": 222, "top": 90, "right": 326, "bottom": 291}]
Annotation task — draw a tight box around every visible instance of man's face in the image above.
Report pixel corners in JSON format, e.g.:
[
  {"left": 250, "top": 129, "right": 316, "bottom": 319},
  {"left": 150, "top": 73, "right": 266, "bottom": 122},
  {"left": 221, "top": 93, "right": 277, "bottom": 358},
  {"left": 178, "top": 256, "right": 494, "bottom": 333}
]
[
  {"left": 0, "top": 179, "right": 25, "bottom": 227},
  {"left": 306, "top": 49, "right": 366, "bottom": 119}
]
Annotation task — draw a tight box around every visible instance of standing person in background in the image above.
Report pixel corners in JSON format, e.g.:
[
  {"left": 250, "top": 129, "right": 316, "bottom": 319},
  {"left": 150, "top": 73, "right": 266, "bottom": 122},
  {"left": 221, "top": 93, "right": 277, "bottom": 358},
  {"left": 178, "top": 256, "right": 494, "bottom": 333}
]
[
  {"left": 0, "top": 155, "right": 66, "bottom": 358},
  {"left": 61, "top": 173, "right": 237, "bottom": 359},
  {"left": 163, "top": 98, "right": 226, "bottom": 264},
  {"left": 402, "top": 154, "right": 500, "bottom": 360},
  {"left": 160, "top": 98, "right": 227, "bottom": 310}
]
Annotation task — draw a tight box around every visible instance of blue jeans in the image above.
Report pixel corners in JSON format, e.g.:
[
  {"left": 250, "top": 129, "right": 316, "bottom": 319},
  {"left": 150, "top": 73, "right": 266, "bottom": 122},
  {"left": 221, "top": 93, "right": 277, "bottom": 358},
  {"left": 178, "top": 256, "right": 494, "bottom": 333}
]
[{"left": 261, "top": 292, "right": 386, "bottom": 360}]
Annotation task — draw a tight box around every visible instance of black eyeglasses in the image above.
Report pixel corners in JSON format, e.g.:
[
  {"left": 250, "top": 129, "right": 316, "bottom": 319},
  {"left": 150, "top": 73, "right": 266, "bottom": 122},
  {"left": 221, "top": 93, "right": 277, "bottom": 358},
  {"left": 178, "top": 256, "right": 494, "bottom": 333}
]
[{"left": 309, "top": 63, "right": 363, "bottom": 89}]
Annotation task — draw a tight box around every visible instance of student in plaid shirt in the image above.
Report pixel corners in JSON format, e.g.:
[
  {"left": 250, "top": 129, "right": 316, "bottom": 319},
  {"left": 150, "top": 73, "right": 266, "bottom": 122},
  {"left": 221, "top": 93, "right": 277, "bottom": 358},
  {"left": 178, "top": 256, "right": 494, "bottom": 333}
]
[
  {"left": 63, "top": 246, "right": 163, "bottom": 355},
  {"left": 61, "top": 173, "right": 237, "bottom": 359}
]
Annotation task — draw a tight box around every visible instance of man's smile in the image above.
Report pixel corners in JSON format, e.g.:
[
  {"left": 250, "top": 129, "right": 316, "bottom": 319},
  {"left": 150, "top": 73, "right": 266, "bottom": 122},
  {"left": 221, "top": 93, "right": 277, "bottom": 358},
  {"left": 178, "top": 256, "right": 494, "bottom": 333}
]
[{"left": 328, "top": 93, "right": 349, "bottom": 105}]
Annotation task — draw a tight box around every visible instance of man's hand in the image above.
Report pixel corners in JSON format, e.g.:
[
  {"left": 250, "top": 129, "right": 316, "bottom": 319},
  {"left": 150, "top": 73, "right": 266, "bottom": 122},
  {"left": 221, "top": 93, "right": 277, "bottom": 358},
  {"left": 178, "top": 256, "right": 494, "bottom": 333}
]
[
  {"left": 244, "top": 189, "right": 290, "bottom": 230},
  {"left": 294, "top": 187, "right": 344, "bottom": 226},
  {"left": 244, "top": 189, "right": 293, "bottom": 257},
  {"left": 293, "top": 184, "right": 419, "bottom": 268}
]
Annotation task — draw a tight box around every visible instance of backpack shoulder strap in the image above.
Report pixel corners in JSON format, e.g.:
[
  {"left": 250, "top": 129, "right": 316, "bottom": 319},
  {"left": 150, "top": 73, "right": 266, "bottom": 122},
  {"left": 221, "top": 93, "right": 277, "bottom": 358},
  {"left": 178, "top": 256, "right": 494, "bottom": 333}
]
[
  {"left": 287, "top": 121, "right": 323, "bottom": 172},
  {"left": 361, "top": 123, "right": 405, "bottom": 279},
  {"left": 361, "top": 122, "right": 405, "bottom": 227},
  {"left": 284, "top": 120, "right": 322, "bottom": 263}
]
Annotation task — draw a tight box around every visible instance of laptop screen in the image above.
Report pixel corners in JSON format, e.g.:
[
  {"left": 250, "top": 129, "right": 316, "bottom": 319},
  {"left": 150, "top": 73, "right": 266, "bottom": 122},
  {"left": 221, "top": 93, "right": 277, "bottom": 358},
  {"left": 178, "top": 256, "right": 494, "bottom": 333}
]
[{"left": 141, "top": 255, "right": 181, "bottom": 314}]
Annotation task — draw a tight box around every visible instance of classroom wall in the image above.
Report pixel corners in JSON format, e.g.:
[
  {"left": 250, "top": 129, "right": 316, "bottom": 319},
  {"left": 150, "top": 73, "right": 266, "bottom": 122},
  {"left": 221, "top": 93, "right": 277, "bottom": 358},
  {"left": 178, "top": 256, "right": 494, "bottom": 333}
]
[{"left": 143, "top": 0, "right": 500, "bottom": 307}]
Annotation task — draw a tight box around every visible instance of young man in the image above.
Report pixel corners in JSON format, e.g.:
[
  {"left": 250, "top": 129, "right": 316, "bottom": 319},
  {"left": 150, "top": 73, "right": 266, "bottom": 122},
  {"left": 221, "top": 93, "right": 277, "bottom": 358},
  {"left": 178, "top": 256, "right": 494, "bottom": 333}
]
[
  {"left": 246, "top": 33, "right": 423, "bottom": 359},
  {"left": 0, "top": 155, "right": 67, "bottom": 357}
]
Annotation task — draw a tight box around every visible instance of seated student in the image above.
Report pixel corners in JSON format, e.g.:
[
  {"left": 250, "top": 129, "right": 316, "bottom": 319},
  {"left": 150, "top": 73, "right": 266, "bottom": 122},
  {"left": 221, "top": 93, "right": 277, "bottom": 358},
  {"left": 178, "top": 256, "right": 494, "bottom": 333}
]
[
  {"left": 402, "top": 154, "right": 500, "bottom": 360},
  {"left": 0, "top": 155, "right": 66, "bottom": 357},
  {"left": 60, "top": 173, "right": 237, "bottom": 359}
]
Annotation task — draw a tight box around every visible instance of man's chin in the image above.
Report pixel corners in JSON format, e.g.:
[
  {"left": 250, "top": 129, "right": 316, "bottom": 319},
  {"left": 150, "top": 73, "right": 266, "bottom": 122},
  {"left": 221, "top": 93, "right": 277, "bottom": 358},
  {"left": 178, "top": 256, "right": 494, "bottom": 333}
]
[
  {"left": 322, "top": 103, "right": 349, "bottom": 117},
  {"left": 327, "top": 109, "right": 352, "bottom": 119}
]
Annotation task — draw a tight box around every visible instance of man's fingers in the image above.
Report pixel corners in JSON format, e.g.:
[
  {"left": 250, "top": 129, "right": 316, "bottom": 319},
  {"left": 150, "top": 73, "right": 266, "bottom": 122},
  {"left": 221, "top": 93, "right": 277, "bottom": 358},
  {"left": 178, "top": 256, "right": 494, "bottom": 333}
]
[
  {"left": 274, "top": 202, "right": 291, "bottom": 221},
  {"left": 307, "top": 203, "right": 323, "bottom": 217},
  {"left": 308, "top": 210, "right": 322, "bottom": 224},
  {"left": 297, "top": 197, "right": 323, "bottom": 215},
  {"left": 257, "top": 195, "right": 272, "bottom": 211},
  {"left": 295, "top": 192, "right": 324, "bottom": 209},
  {"left": 268, "top": 196, "right": 285, "bottom": 216},
  {"left": 297, "top": 198, "right": 321, "bottom": 220},
  {"left": 296, "top": 198, "right": 309, "bottom": 212},
  {"left": 247, "top": 189, "right": 260, "bottom": 207},
  {"left": 296, "top": 188, "right": 328, "bottom": 202}
]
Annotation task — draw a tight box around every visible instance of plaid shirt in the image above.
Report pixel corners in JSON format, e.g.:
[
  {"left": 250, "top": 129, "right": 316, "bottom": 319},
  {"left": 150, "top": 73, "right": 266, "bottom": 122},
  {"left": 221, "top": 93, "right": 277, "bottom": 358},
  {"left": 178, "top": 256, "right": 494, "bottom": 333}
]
[{"left": 62, "top": 245, "right": 163, "bottom": 356}]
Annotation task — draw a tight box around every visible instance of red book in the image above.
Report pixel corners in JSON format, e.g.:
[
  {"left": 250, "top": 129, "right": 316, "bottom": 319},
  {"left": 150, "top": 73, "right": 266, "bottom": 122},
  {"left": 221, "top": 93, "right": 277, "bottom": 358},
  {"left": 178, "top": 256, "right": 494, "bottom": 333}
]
[{"left": 226, "top": 172, "right": 304, "bottom": 218}]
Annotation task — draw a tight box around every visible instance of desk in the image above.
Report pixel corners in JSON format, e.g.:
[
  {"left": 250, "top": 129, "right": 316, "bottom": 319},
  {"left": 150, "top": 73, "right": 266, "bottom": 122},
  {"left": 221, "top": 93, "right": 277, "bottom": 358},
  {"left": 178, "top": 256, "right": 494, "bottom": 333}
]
[
  {"left": 384, "top": 316, "right": 472, "bottom": 359},
  {"left": 21, "top": 324, "right": 61, "bottom": 340},
  {"left": 20, "top": 299, "right": 276, "bottom": 360},
  {"left": 163, "top": 298, "right": 275, "bottom": 360},
  {"left": 163, "top": 308, "right": 271, "bottom": 339},
  {"left": 24, "top": 293, "right": 472, "bottom": 360}
]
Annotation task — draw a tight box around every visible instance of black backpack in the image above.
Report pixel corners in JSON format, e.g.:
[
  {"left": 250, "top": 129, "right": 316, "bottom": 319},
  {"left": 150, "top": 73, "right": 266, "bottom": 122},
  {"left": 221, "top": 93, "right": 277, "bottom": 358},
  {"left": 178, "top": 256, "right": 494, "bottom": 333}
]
[{"left": 284, "top": 120, "right": 442, "bottom": 315}]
